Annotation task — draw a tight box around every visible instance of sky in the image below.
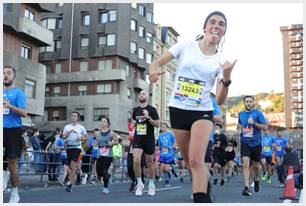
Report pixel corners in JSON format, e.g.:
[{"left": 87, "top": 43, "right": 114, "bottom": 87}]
[{"left": 154, "top": 2, "right": 303, "bottom": 97}]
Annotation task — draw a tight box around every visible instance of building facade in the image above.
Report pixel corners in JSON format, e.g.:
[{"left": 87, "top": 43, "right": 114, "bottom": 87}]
[
  {"left": 3, "top": 3, "right": 53, "bottom": 127},
  {"left": 151, "top": 24, "right": 179, "bottom": 126},
  {"left": 35, "top": 3, "right": 154, "bottom": 133},
  {"left": 280, "top": 24, "right": 303, "bottom": 130}
]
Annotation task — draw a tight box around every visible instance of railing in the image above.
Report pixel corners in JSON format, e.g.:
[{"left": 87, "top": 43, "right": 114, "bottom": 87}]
[{"left": 4, "top": 150, "right": 129, "bottom": 183}]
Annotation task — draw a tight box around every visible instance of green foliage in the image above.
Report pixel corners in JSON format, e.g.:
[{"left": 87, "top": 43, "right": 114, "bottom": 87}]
[{"left": 225, "top": 93, "right": 284, "bottom": 113}]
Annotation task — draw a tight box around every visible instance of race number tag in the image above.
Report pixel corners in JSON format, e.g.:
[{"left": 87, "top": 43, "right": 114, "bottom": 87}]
[
  {"left": 174, "top": 77, "right": 205, "bottom": 107},
  {"left": 162, "top": 148, "right": 169, "bottom": 154},
  {"left": 136, "top": 124, "right": 147, "bottom": 135},
  {"left": 276, "top": 146, "right": 282, "bottom": 152},
  {"left": 264, "top": 146, "right": 270, "bottom": 152},
  {"left": 242, "top": 126, "right": 254, "bottom": 138},
  {"left": 3, "top": 108, "right": 10, "bottom": 115},
  {"left": 100, "top": 147, "right": 110, "bottom": 156}
]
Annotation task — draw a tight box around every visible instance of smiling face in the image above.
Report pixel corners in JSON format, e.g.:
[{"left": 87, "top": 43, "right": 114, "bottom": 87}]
[{"left": 204, "top": 15, "right": 226, "bottom": 44}]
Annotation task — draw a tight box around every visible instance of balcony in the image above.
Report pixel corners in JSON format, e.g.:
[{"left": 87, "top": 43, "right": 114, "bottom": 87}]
[
  {"left": 290, "top": 72, "right": 303, "bottom": 79},
  {"left": 18, "top": 17, "right": 53, "bottom": 46},
  {"left": 290, "top": 54, "right": 303, "bottom": 60},
  {"left": 47, "top": 69, "right": 126, "bottom": 83},
  {"left": 289, "top": 48, "right": 303, "bottom": 54},
  {"left": 290, "top": 42, "right": 303, "bottom": 48},
  {"left": 290, "top": 60, "right": 303, "bottom": 67},
  {"left": 290, "top": 35, "right": 303, "bottom": 42},
  {"left": 291, "top": 83, "right": 303, "bottom": 90},
  {"left": 290, "top": 66, "right": 303, "bottom": 72},
  {"left": 291, "top": 103, "right": 303, "bottom": 110}
]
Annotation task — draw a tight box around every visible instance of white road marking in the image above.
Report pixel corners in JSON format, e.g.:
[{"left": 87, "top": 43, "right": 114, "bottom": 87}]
[{"left": 143, "top": 186, "right": 182, "bottom": 192}]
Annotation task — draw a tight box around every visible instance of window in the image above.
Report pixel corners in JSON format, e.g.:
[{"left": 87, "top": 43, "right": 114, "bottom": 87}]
[
  {"left": 133, "top": 69, "right": 137, "bottom": 78},
  {"left": 97, "top": 84, "right": 112, "bottom": 94},
  {"left": 166, "top": 70, "right": 171, "bottom": 82},
  {"left": 127, "top": 88, "right": 132, "bottom": 99},
  {"left": 82, "top": 14, "right": 90, "bottom": 25},
  {"left": 156, "top": 45, "right": 161, "bottom": 55},
  {"left": 98, "top": 59, "right": 112, "bottom": 70},
  {"left": 78, "top": 85, "right": 87, "bottom": 96},
  {"left": 57, "top": 18, "right": 63, "bottom": 28},
  {"left": 146, "top": 53, "right": 152, "bottom": 64},
  {"left": 3, "top": 3, "right": 12, "bottom": 15},
  {"left": 107, "top": 34, "right": 116, "bottom": 46},
  {"left": 99, "top": 10, "right": 117, "bottom": 23},
  {"left": 138, "top": 5, "right": 145, "bottom": 16},
  {"left": 146, "top": 12, "right": 153, "bottom": 23},
  {"left": 45, "top": 86, "right": 50, "bottom": 97},
  {"left": 75, "top": 108, "right": 85, "bottom": 121},
  {"left": 80, "top": 61, "right": 88, "bottom": 71},
  {"left": 55, "top": 39, "right": 61, "bottom": 50},
  {"left": 21, "top": 44, "right": 31, "bottom": 59},
  {"left": 166, "top": 88, "right": 171, "bottom": 100},
  {"left": 94, "top": 108, "right": 109, "bottom": 121},
  {"left": 126, "top": 65, "right": 131, "bottom": 77},
  {"left": 138, "top": 26, "right": 145, "bottom": 37},
  {"left": 46, "top": 64, "right": 51, "bottom": 74},
  {"left": 109, "top": 10, "right": 117, "bottom": 22},
  {"left": 53, "top": 86, "right": 61, "bottom": 97},
  {"left": 131, "top": 3, "right": 137, "bottom": 8},
  {"left": 43, "top": 110, "right": 48, "bottom": 121},
  {"left": 80, "top": 36, "right": 89, "bottom": 49},
  {"left": 146, "top": 32, "right": 153, "bottom": 43},
  {"left": 24, "top": 79, "right": 36, "bottom": 99},
  {"left": 131, "top": 19, "right": 137, "bottom": 31},
  {"left": 100, "top": 12, "right": 108, "bottom": 23},
  {"left": 46, "top": 45, "right": 54, "bottom": 52},
  {"left": 52, "top": 111, "right": 60, "bottom": 121},
  {"left": 138, "top": 48, "right": 144, "bottom": 59},
  {"left": 55, "top": 63, "right": 62, "bottom": 73},
  {"left": 41, "top": 18, "right": 56, "bottom": 30},
  {"left": 98, "top": 35, "right": 106, "bottom": 47},
  {"left": 24, "top": 8, "right": 34, "bottom": 21},
  {"left": 130, "top": 42, "right": 137, "bottom": 54},
  {"left": 166, "top": 34, "right": 172, "bottom": 45}
]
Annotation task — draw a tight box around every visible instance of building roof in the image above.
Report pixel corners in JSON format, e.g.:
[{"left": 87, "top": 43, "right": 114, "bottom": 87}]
[{"left": 26, "top": 3, "right": 52, "bottom": 13}]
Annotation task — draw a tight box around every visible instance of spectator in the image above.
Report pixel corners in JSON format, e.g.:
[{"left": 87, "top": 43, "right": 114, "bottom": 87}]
[
  {"left": 44, "top": 130, "right": 59, "bottom": 181},
  {"left": 280, "top": 144, "right": 301, "bottom": 188},
  {"left": 31, "top": 129, "right": 44, "bottom": 174},
  {"left": 82, "top": 129, "right": 98, "bottom": 182}
]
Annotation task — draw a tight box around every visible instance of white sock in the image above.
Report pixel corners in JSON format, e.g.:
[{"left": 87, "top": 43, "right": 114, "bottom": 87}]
[
  {"left": 149, "top": 179, "right": 154, "bottom": 186},
  {"left": 137, "top": 177, "right": 143, "bottom": 185},
  {"left": 11, "top": 187, "right": 18, "bottom": 195}
]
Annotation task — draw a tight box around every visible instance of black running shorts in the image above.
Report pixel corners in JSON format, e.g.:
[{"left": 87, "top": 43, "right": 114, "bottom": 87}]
[
  {"left": 241, "top": 143, "right": 262, "bottom": 163},
  {"left": 66, "top": 148, "right": 81, "bottom": 164},
  {"left": 4, "top": 127, "right": 22, "bottom": 159},
  {"left": 132, "top": 136, "right": 155, "bottom": 155},
  {"left": 226, "top": 151, "right": 236, "bottom": 162},
  {"left": 169, "top": 107, "right": 213, "bottom": 131}
]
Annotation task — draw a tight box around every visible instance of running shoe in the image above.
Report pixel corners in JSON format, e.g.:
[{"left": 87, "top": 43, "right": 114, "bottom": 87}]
[
  {"left": 135, "top": 182, "right": 144, "bottom": 196},
  {"left": 220, "top": 179, "right": 225, "bottom": 186},
  {"left": 66, "top": 184, "right": 72, "bottom": 192},
  {"left": 254, "top": 180, "right": 259, "bottom": 192},
  {"left": 148, "top": 184, "right": 156, "bottom": 196},
  {"left": 8, "top": 192, "right": 20, "bottom": 203},
  {"left": 102, "top": 187, "right": 110, "bottom": 194},
  {"left": 242, "top": 187, "right": 252, "bottom": 196}
]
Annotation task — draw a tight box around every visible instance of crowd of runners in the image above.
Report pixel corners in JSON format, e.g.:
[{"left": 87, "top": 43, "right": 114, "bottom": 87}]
[{"left": 3, "top": 11, "right": 303, "bottom": 203}]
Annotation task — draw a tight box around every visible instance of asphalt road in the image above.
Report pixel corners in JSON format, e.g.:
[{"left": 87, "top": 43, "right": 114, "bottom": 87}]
[{"left": 3, "top": 174, "right": 302, "bottom": 203}]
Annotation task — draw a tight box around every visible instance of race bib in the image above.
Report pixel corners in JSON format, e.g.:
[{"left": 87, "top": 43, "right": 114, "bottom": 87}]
[
  {"left": 162, "top": 148, "right": 169, "bottom": 154},
  {"left": 242, "top": 126, "right": 254, "bottom": 138},
  {"left": 3, "top": 108, "right": 10, "bottom": 115},
  {"left": 136, "top": 124, "right": 147, "bottom": 135},
  {"left": 276, "top": 146, "right": 281, "bottom": 152},
  {"left": 264, "top": 146, "right": 270, "bottom": 152},
  {"left": 100, "top": 147, "right": 110, "bottom": 156},
  {"left": 129, "top": 145, "right": 133, "bottom": 154},
  {"left": 174, "top": 77, "right": 205, "bottom": 107}
]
